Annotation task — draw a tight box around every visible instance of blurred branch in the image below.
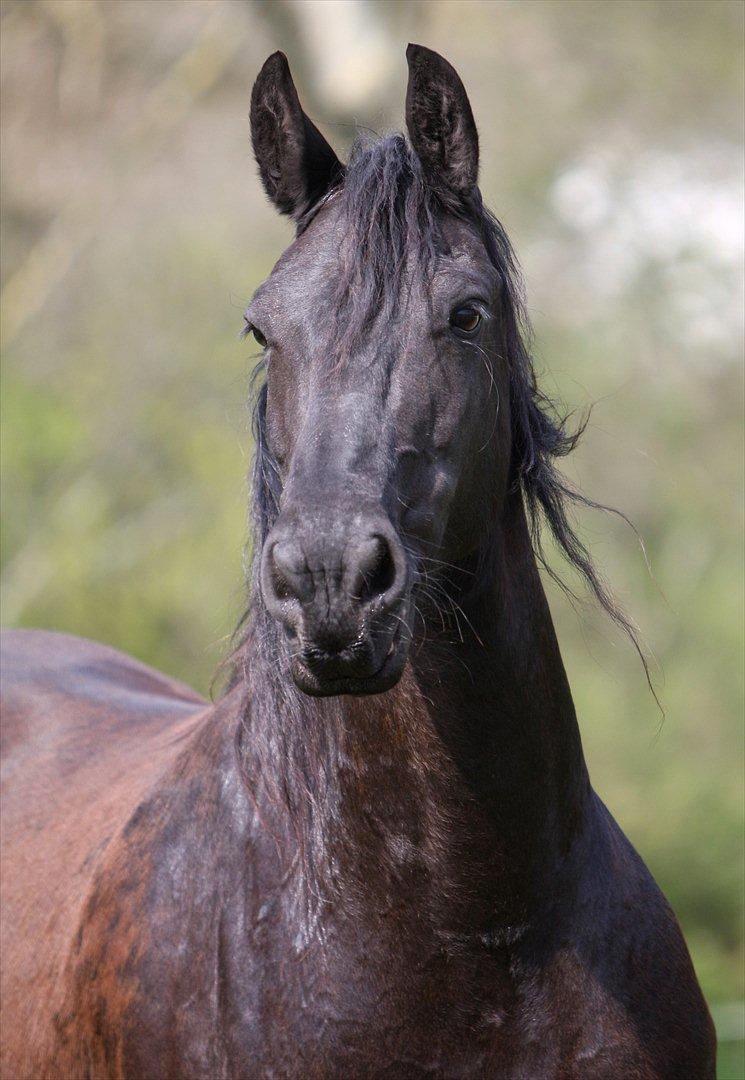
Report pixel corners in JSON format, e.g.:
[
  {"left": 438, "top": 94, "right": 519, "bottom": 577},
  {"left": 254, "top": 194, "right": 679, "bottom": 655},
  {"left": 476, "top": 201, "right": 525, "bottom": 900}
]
[
  {"left": 0, "top": 0, "right": 246, "bottom": 351},
  {"left": 286, "top": 0, "right": 396, "bottom": 119},
  {"left": 41, "top": 0, "right": 106, "bottom": 119}
]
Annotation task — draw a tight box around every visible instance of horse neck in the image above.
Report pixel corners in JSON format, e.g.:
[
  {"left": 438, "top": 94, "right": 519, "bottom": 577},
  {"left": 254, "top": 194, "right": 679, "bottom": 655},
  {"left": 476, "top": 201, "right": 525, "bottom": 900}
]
[{"left": 241, "top": 486, "right": 591, "bottom": 929}]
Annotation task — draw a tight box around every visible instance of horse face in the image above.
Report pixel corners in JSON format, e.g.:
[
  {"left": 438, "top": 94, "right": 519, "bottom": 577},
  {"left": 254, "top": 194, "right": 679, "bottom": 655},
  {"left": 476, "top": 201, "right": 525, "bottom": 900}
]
[{"left": 246, "top": 48, "right": 509, "bottom": 697}]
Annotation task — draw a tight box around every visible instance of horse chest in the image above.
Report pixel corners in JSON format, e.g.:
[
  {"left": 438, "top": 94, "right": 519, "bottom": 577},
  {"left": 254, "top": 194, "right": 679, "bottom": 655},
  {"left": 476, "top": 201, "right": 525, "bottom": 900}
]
[
  {"left": 65, "top": 853, "right": 676, "bottom": 1080},
  {"left": 213, "top": 927, "right": 642, "bottom": 1080},
  {"left": 57, "top": 754, "right": 706, "bottom": 1079},
  {"left": 232, "top": 918, "right": 517, "bottom": 1077},
  {"left": 208, "top": 905, "right": 626, "bottom": 1080}
]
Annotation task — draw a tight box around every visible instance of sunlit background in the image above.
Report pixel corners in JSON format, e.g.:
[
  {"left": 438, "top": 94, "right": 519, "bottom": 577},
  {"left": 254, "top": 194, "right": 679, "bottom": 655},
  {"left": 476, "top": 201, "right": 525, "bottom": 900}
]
[{"left": 1, "top": 1, "right": 743, "bottom": 1073}]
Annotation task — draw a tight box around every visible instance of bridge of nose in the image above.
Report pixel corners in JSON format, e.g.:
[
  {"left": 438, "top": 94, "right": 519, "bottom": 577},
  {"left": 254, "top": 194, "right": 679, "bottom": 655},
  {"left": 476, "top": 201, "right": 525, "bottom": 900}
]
[
  {"left": 263, "top": 375, "right": 404, "bottom": 640},
  {"left": 284, "top": 376, "right": 390, "bottom": 492}
]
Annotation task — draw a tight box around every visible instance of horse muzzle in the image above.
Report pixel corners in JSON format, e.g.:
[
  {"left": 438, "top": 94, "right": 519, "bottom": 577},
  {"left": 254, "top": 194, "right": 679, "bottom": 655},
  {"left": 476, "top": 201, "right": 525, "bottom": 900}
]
[{"left": 260, "top": 509, "right": 411, "bottom": 696}]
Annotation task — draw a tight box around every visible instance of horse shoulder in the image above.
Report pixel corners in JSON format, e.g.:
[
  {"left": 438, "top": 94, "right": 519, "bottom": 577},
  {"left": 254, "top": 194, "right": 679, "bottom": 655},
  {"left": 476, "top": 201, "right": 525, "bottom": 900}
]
[
  {"left": 556, "top": 796, "right": 716, "bottom": 1078},
  {"left": 0, "top": 628, "right": 210, "bottom": 1078},
  {"left": 59, "top": 691, "right": 264, "bottom": 1078}
]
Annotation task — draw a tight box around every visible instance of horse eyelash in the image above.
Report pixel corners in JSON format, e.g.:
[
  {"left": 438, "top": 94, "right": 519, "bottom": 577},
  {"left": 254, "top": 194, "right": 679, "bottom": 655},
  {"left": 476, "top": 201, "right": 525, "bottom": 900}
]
[{"left": 242, "top": 319, "right": 269, "bottom": 352}]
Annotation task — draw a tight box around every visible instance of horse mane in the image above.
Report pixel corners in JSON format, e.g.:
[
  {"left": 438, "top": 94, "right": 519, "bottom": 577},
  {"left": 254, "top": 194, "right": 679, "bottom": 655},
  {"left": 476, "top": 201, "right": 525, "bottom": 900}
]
[{"left": 235, "top": 132, "right": 648, "bottom": 679}]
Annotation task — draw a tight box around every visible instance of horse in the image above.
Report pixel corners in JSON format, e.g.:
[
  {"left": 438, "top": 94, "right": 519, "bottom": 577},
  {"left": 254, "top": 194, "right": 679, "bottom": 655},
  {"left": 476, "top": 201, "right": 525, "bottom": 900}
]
[{"left": 0, "top": 45, "right": 715, "bottom": 1079}]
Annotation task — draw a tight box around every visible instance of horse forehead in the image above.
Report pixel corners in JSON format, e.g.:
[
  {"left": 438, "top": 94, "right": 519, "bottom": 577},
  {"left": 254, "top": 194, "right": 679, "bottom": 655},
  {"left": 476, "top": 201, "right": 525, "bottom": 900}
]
[
  {"left": 434, "top": 219, "right": 497, "bottom": 286},
  {"left": 257, "top": 225, "right": 343, "bottom": 304},
  {"left": 253, "top": 203, "right": 494, "bottom": 328}
]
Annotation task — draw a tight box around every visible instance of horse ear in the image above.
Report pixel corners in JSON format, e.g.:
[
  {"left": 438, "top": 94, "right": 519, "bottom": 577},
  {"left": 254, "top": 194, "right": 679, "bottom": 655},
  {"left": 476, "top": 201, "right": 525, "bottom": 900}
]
[
  {"left": 250, "top": 52, "right": 343, "bottom": 221},
  {"left": 405, "top": 44, "right": 479, "bottom": 197}
]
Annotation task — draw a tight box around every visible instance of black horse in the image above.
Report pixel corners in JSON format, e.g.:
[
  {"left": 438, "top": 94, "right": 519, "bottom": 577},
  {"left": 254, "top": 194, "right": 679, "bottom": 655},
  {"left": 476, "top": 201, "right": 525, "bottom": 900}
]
[{"left": 0, "top": 46, "right": 714, "bottom": 1079}]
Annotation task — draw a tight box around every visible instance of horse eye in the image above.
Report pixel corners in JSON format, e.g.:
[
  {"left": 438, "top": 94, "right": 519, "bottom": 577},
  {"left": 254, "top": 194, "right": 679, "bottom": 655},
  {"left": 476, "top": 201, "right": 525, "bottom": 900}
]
[
  {"left": 244, "top": 319, "right": 267, "bottom": 349},
  {"left": 450, "top": 306, "right": 482, "bottom": 335}
]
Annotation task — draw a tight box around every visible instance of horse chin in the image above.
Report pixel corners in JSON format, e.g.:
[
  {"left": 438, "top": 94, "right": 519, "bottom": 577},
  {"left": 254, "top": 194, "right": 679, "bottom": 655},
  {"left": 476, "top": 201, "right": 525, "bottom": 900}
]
[{"left": 291, "top": 636, "right": 409, "bottom": 698}]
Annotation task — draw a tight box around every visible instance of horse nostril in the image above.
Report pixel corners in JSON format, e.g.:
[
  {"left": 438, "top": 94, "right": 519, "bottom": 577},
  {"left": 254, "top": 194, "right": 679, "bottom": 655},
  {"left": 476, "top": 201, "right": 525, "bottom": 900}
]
[
  {"left": 268, "top": 541, "right": 311, "bottom": 605},
  {"left": 272, "top": 566, "right": 293, "bottom": 602},
  {"left": 354, "top": 536, "right": 397, "bottom": 604}
]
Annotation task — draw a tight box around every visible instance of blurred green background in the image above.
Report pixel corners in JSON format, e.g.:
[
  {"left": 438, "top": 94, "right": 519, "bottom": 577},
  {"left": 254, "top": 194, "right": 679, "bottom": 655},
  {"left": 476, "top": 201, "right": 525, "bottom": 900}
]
[{"left": 1, "top": 1, "right": 743, "bottom": 1073}]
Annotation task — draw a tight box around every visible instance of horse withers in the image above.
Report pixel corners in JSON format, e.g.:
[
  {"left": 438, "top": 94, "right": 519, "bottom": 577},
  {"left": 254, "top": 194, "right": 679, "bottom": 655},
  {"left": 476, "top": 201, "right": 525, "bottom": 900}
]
[{"left": 1, "top": 46, "right": 715, "bottom": 1079}]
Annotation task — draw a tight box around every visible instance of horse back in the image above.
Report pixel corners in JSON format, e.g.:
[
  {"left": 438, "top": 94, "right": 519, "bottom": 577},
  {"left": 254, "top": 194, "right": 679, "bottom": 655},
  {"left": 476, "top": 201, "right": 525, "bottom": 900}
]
[
  {"left": 0, "top": 629, "right": 207, "bottom": 1078},
  {"left": 1, "top": 627, "right": 204, "bottom": 753}
]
